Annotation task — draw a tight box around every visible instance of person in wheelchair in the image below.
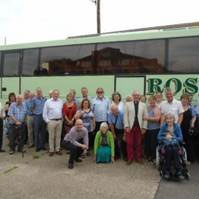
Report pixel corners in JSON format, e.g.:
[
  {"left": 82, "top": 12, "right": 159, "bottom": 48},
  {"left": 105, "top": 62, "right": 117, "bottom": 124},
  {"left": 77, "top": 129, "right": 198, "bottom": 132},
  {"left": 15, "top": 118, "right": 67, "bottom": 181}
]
[{"left": 158, "top": 112, "right": 185, "bottom": 180}]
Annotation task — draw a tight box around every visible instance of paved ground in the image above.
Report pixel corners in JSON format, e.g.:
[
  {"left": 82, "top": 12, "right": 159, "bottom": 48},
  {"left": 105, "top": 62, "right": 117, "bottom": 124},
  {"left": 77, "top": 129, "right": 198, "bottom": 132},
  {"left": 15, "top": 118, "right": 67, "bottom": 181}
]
[
  {"left": 155, "top": 163, "right": 199, "bottom": 199},
  {"left": 0, "top": 148, "right": 160, "bottom": 199},
  {"left": 1, "top": 148, "right": 199, "bottom": 199}
]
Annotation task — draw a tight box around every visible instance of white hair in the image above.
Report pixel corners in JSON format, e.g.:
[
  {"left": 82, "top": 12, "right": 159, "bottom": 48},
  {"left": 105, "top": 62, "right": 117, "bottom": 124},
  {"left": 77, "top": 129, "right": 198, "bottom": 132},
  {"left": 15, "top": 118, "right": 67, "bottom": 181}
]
[{"left": 100, "top": 122, "right": 108, "bottom": 130}]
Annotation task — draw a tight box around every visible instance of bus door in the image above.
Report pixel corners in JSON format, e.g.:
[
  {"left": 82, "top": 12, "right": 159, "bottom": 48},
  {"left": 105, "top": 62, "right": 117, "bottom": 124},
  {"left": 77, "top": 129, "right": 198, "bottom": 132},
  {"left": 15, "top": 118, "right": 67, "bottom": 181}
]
[
  {"left": 1, "top": 51, "right": 21, "bottom": 101},
  {"left": 115, "top": 75, "right": 146, "bottom": 98}
]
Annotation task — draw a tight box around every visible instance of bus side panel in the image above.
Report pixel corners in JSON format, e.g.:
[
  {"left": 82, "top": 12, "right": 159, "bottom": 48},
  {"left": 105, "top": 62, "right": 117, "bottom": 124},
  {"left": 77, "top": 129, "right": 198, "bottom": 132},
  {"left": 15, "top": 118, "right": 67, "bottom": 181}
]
[
  {"left": 21, "top": 76, "right": 115, "bottom": 99},
  {"left": 1, "top": 77, "right": 19, "bottom": 104}
]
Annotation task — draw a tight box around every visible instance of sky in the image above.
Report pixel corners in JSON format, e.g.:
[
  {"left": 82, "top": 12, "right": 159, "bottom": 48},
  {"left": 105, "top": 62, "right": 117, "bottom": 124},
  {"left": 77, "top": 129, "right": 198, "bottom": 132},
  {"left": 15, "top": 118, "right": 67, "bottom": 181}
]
[{"left": 0, "top": 0, "right": 198, "bottom": 45}]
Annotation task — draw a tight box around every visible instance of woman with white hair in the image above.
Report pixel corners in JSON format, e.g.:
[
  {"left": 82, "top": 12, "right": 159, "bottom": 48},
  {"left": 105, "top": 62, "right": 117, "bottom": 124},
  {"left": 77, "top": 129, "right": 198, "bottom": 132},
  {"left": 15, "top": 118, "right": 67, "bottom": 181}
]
[
  {"left": 157, "top": 112, "right": 183, "bottom": 180},
  {"left": 94, "top": 122, "right": 115, "bottom": 163}
]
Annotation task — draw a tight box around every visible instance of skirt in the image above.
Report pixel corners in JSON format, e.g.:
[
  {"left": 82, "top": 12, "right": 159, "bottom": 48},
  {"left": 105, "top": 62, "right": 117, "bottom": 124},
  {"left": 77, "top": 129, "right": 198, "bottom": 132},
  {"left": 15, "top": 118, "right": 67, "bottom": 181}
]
[{"left": 96, "top": 146, "right": 112, "bottom": 163}]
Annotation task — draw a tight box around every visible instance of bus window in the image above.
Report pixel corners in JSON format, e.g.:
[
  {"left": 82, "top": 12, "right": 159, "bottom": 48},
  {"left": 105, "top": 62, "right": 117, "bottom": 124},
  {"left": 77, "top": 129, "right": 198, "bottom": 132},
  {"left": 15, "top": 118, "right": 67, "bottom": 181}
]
[
  {"left": 168, "top": 37, "right": 199, "bottom": 73},
  {"left": 23, "top": 49, "right": 39, "bottom": 76},
  {"left": 96, "top": 39, "right": 166, "bottom": 74},
  {"left": 3, "top": 53, "right": 19, "bottom": 76},
  {"left": 40, "top": 44, "right": 95, "bottom": 75}
]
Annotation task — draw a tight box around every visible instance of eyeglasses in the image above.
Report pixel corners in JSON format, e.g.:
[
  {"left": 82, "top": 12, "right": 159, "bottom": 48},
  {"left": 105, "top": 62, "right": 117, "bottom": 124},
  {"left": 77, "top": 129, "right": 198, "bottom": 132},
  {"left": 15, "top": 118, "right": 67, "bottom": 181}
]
[{"left": 97, "top": 91, "right": 103, "bottom": 94}]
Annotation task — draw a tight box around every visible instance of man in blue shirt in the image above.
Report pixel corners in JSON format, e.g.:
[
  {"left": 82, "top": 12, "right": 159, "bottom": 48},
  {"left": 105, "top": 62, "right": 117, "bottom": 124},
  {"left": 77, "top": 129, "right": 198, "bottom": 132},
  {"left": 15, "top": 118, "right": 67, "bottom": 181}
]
[
  {"left": 92, "top": 87, "right": 110, "bottom": 133},
  {"left": 32, "top": 88, "right": 47, "bottom": 152},
  {"left": 25, "top": 91, "right": 35, "bottom": 148},
  {"left": 8, "top": 95, "right": 27, "bottom": 154},
  {"left": 108, "top": 104, "right": 126, "bottom": 160}
]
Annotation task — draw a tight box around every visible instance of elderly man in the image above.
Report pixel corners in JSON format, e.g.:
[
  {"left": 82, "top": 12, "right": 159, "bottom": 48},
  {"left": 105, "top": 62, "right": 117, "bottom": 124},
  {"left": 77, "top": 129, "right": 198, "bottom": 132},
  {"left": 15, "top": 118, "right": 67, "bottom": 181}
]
[
  {"left": 160, "top": 88, "right": 184, "bottom": 126},
  {"left": 63, "top": 119, "right": 88, "bottom": 169},
  {"left": 108, "top": 104, "right": 126, "bottom": 160},
  {"left": 8, "top": 95, "right": 27, "bottom": 154},
  {"left": 92, "top": 87, "right": 110, "bottom": 133},
  {"left": 33, "top": 87, "right": 47, "bottom": 152},
  {"left": 124, "top": 91, "right": 147, "bottom": 164},
  {"left": 43, "top": 89, "right": 63, "bottom": 156},
  {"left": 25, "top": 91, "right": 35, "bottom": 148}
]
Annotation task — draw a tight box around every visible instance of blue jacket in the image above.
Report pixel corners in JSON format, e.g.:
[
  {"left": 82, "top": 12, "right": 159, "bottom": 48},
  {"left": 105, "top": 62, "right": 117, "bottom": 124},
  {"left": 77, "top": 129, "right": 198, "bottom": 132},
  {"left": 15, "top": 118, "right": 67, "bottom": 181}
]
[{"left": 157, "top": 123, "right": 183, "bottom": 145}]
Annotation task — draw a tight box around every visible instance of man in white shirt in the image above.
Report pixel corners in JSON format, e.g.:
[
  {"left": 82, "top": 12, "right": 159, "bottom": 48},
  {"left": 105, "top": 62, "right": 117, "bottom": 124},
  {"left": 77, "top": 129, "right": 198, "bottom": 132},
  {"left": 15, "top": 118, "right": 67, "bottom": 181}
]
[
  {"left": 160, "top": 88, "right": 184, "bottom": 125},
  {"left": 43, "top": 89, "right": 63, "bottom": 156}
]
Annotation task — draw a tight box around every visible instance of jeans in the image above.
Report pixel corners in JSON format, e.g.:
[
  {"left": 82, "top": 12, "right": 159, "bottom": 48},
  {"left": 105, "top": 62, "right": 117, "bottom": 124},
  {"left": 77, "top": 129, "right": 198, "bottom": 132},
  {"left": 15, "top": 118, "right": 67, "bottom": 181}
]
[{"left": 34, "top": 114, "right": 46, "bottom": 149}]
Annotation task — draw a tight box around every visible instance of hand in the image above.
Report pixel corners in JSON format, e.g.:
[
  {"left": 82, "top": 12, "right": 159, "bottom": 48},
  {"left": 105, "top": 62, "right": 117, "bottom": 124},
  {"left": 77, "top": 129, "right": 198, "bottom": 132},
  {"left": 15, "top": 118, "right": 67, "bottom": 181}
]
[
  {"left": 144, "top": 116, "right": 148, "bottom": 120},
  {"left": 16, "top": 121, "right": 21, "bottom": 126},
  {"left": 81, "top": 144, "right": 88, "bottom": 150},
  {"left": 141, "top": 128, "right": 146, "bottom": 134},
  {"left": 166, "top": 134, "right": 172, "bottom": 140},
  {"left": 125, "top": 127, "right": 130, "bottom": 133}
]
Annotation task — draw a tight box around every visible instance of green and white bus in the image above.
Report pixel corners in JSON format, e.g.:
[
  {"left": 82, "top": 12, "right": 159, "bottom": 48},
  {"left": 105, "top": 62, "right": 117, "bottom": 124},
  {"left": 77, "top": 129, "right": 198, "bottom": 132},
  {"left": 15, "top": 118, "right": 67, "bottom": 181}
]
[{"left": 0, "top": 25, "right": 199, "bottom": 103}]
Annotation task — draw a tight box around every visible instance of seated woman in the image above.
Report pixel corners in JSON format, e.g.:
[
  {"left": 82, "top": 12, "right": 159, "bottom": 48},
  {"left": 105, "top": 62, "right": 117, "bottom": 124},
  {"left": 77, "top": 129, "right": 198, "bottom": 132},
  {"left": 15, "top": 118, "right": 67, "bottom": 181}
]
[
  {"left": 94, "top": 122, "right": 115, "bottom": 163},
  {"left": 158, "top": 112, "right": 183, "bottom": 180}
]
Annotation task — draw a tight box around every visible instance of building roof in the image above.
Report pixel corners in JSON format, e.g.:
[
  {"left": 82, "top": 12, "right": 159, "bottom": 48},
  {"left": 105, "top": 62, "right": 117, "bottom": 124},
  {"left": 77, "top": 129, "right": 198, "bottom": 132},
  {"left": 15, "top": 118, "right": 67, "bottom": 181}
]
[{"left": 0, "top": 26, "right": 199, "bottom": 51}]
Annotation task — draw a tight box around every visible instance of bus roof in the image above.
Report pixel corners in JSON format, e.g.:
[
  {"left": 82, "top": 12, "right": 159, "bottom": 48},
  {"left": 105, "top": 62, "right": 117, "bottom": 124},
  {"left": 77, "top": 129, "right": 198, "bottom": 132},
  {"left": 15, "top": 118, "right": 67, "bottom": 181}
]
[{"left": 0, "top": 26, "right": 199, "bottom": 51}]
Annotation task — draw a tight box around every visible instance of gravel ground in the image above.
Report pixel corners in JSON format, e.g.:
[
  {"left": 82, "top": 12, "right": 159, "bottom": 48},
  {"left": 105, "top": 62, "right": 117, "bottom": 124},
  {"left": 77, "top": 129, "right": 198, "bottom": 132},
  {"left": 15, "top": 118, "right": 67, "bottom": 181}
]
[{"left": 0, "top": 148, "right": 160, "bottom": 199}]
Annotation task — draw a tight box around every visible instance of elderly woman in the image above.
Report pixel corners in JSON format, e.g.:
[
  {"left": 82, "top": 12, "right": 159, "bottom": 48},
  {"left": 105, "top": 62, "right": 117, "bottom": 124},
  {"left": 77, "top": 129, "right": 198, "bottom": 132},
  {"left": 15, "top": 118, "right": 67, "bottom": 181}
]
[
  {"left": 144, "top": 96, "right": 161, "bottom": 163},
  {"left": 75, "top": 99, "right": 95, "bottom": 150},
  {"left": 94, "top": 122, "right": 115, "bottom": 163},
  {"left": 111, "top": 92, "right": 124, "bottom": 113},
  {"left": 158, "top": 113, "right": 183, "bottom": 179},
  {"left": 63, "top": 92, "right": 78, "bottom": 135}
]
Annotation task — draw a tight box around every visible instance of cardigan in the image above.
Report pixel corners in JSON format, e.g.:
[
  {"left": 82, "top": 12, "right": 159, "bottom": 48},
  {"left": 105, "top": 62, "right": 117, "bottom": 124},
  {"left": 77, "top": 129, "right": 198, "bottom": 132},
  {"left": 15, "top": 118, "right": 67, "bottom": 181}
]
[{"left": 94, "top": 130, "right": 115, "bottom": 157}]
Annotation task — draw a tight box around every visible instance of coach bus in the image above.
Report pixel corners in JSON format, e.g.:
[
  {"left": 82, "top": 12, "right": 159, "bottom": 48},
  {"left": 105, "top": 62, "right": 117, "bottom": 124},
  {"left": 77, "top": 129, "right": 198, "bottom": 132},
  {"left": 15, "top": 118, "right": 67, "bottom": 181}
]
[{"left": 0, "top": 25, "right": 199, "bottom": 103}]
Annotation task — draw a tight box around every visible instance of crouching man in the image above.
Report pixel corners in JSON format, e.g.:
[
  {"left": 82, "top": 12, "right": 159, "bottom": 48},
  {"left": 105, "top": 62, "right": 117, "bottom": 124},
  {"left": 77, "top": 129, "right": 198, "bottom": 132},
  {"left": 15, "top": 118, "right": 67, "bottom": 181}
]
[{"left": 63, "top": 119, "right": 88, "bottom": 169}]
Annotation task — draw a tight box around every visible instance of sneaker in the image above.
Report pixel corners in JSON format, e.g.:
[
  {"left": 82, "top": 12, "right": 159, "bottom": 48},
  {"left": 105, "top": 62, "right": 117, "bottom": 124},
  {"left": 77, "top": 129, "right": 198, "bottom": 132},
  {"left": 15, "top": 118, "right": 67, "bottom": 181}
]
[
  {"left": 0, "top": 149, "right": 5, "bottom": 152},
  {"left": 175, "top": 171, "right": 184, "bottom": 180},
  {"left": 49, "top": 152, "right": 54, "bottom": 157},
  {"left": 76, "top": 158, "right": 82, "bottom": 162},
  {"left": 126, "top": 160, "right": 133, "bottom": 165},
  {"left": 164, "top": 173, "right": 171, "bottom": 180},
  {"left": 68, "top": 163, "right": 74, "bottom": 169},
  {"left": 56, "top": 151, "right": 62, "bottom": 155},
  {"left": 9, "top": 151, "right": 15, "bottom": 155}
]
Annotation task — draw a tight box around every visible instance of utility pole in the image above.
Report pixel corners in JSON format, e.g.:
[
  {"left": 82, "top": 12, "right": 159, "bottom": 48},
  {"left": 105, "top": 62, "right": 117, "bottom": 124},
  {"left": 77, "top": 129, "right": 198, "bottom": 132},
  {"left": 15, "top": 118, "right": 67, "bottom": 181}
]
[
  {"left": 4, "top": 37, "right": 7, "bottom": 45},
  {"left": 91, "top": 0, "right": 101, "bottom": 34}
]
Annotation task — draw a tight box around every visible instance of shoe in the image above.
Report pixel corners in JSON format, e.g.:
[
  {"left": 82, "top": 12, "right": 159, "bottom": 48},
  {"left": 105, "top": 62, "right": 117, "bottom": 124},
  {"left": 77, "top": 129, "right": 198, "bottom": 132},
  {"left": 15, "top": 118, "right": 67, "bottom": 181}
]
[
  {"left": 137, "top": 159, "right": 144, "bottom": 164},
  {"left": 41, "top": 147, "right": 47, "bottom": 151},
  {"left": 76, "top": 158, "right": 82, "bottom": 162},
  {"left": 49, "top": 152, "right": 54, "bottom": 157},
  {"left": 56, "top": 151, "right": 62, "bottom": 155},
  {"left": 0, "top": 149, "right": 5, "bottom": 152},
  {"left": 9, "top": 151, "right": 15, "bottom": 155},
  {"left": 164, "top": 173, "right": 171, "bottom": 180},
  {"left": 126, "top": 160, "right": 133, "bottom": 165},
  {"left": 36, "top": 148, "right": 41, "bottom": 152},
  {"left": 68, "top": 162, "right": 74, "bottom": 169},
  {"left": 28, "top": 145, "right": 34, "bottom": 148},
  {"left": 175, "top": 171, "right": 184, "bottom": 180}
]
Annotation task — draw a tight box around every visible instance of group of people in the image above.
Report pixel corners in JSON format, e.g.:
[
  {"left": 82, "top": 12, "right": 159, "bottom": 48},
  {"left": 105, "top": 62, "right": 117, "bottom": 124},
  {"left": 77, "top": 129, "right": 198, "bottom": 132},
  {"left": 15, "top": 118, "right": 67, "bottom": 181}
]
[{"left": 0, "top": 86, "right": 198, "bottom": 175}]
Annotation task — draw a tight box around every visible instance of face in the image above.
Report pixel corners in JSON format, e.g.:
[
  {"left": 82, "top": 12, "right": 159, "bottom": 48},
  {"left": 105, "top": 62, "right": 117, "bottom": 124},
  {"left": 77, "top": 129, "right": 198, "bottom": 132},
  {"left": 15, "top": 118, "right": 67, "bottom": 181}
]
[
  {"left": 81, "top": 88, "right": 88, "bottom": 97},
  {"left": 113, "top": 94, "right": 120, "bottom": 102},
  {"left": 67, "top": 94, "right": 73, "bottom": 102},
  {"left": 132, "top": 92, "right": 140, "bottom": 102},
  {"left": 166, "top": 91, "right": 173, "bottom": 102},
  {"left": 10, "top": 95, "right": 16, "bottom": 102},
  {"left": 76, "top": 120, "right": 84, "bottom": 130},
  {"left": 97, "top": 89, "right": 104, "bottom": 99},
  {"left": 166, "top": 115, "right": 174, "bottom": 126},
  {"left": 149, "top": 100, "right": 156, "bottom": 108},
  {"left": 181, "top": 97, "right": 189, "bottom": 106},
  {"left": 155, "top": 93, "right": 162, "bottom": 103},
  {"left": 36, "top": 89, "right": 43, "bottom": 97},
  {"left": 111, "top": 107, "right": 119, "bottom": 115},
  {"left": 16, "top": 96, "right": 23, "bottom": 104},
  {"left": 101, "top": 126, "right": 108, "bottom": 134},
  {"left": 52, "top": 91, "right": 59, "bottom": 100},
  {"left": 83, "top": 100, "right": 89, "bottom": 109}
]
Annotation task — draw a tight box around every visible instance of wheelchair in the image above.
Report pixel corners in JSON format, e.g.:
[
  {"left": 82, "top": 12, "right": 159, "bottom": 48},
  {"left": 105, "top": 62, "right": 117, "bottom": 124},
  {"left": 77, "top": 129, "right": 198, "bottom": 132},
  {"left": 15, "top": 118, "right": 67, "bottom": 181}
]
[{"left": 156, "top": 143, "right": 190, "bottom": 181}]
